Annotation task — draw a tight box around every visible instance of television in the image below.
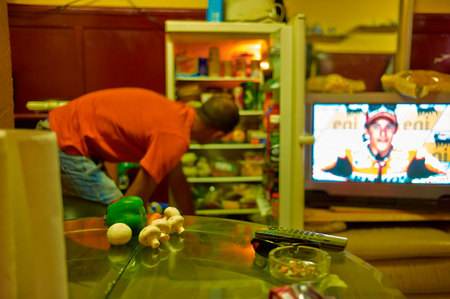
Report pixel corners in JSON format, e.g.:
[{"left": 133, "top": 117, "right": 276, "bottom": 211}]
[{"left": 304, "top": 92, "right": 450, "bottom": 211}]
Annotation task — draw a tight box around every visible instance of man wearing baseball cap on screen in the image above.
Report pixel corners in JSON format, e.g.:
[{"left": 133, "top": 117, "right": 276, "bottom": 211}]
[
  {"left": 365, "top": 104, "right": 398, "bottom": 165},
  {"left": 321, "top": 104, "right": 448, "bottom": 183}
]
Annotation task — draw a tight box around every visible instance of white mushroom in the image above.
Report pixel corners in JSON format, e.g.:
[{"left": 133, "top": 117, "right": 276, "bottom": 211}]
[
  {"left": 138, "top": 225, "right": 161, "bottom": 248},
  {"left": 164, "top": 207, "right": 181, "bottom": 219},
  {"left": 151, "top": 218, "right": 171, "bottom": 242},
  {"left": 168, "top": 215, "right": 185, "bottom": 234},
  {"left": 107, "top": 223, "right": 132, "bottom": 245}
]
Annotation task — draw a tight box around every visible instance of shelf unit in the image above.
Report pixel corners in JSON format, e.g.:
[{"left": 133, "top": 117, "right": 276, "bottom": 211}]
[
  {"left": 175, "top": 76, "right": 260, "bottom": 83},
  {"left": 187, "top": 176, "right": 263, "bottom": 184},
  {"left": 189, "top": 143, "right": 265, "bottom": 150}
]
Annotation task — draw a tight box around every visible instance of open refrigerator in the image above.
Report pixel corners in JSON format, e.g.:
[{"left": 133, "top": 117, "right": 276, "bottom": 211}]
[{"left": 165, "top": 15, "right": 308, "bottom": 229}]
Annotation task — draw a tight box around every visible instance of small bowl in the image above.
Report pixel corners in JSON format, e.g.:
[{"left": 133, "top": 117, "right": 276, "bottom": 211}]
[{"left": 268, "top": 245, "right": 331, "bottom": 283}]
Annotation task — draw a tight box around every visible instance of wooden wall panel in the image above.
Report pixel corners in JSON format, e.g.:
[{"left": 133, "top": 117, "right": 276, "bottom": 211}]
[
  {"left": 410, "top": 14, "right": 450, "bottom": 73},
  {"left": 83, "top": 28, "right": 166, "bottom": 94},
  {"left": 0, "top": 0, "right": 14, "bottom": 128},
  {"left": 10, "top": 27, "right": 84, "bottom": 109},
  {"left": 8, "top": 4, "right": 205, "bottom": 118}
]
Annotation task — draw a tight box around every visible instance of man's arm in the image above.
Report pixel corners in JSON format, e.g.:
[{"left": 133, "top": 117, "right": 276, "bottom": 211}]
[
  {"left": 321, "top": 156, "right": 353, "bottom": 178},
  {"left": 124, "top": 167, "right": 158, "bottom": 206},
  {"left": 168, "top": 162, "right": 195, "bottom": 215},
  {"left": 408, "top": 149, "right": 449, "bottom": 179}
]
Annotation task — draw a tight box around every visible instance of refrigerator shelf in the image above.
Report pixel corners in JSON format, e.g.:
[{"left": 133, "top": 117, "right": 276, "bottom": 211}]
[
  {"left": 187, "top": 176, "right": 263, "bottom": 183},
  {"left": 175, "top": 76, "right": 260, "bottom": 83},
  {"left": 166, "top": 20, "right": 285, "bottom": 34},
  {"left": 239, "top": 110, "right": 264, "bottom": 116},
  {"left": 195, "top": 208, "right": 259, "bottom": 216},
  {"left": 189, "top": 143, "right": 265, "bottom": 150}
]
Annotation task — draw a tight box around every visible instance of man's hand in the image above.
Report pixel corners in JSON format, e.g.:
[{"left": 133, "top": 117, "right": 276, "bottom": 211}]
[
  {"left": 169, "top": 162, "right": 195, "bottom": 215},
  {"left": 124, "top": 168, "right": 158, "bottom": 206}
]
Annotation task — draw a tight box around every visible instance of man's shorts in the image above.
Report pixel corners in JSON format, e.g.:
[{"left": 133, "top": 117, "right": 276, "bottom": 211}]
[{"left": 36, "top": 118, "right": 123, "bottom": 204}]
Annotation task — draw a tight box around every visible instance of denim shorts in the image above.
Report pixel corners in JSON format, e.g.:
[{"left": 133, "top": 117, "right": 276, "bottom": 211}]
[{"left": 36, "top": 119, "right": 123, "bottom": 204}]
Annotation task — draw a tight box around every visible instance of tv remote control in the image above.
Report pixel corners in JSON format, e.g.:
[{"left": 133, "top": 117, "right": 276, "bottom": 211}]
[{"left": 255, "top": 227, "right": 348, "bottom": 251}]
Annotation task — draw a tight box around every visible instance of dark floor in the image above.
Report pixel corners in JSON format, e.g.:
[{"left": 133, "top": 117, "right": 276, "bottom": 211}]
[{"left": 63, "top": 195, "right": 106, "bottom": 220}]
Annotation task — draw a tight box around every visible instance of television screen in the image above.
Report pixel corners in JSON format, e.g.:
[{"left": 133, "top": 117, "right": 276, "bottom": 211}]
[
  {"left": 304, "top": 93, "right": 450, "bottom": 210},
  {"left": 312, "top": 103, "right": 449, "bottom": 184}
]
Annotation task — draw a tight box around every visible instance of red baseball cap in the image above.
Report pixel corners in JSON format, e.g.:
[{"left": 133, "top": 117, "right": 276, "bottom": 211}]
[{"left": 366, "top": 104, "right": 397, "bottom": 125}]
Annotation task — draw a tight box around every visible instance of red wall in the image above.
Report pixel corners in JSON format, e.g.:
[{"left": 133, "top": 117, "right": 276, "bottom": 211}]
[
  {"left": 410, "top": 14, "right": 450, "bottom": 73},
  {"left": 9, "top": 6, "right": 449, "bottom": 118},
  {"left": 8, "top": 4, "right": 205, "bottom": 116}
]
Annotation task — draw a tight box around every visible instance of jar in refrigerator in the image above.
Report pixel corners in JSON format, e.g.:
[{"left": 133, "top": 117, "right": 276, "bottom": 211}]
[{"left": 222, "top": 60, "right": 232, "bottom": 77}]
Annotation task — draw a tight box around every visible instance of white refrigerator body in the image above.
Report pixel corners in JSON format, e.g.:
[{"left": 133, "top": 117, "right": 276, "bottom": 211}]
[{"left": 165, "top": 16, "right": 307, "bottom": 229}]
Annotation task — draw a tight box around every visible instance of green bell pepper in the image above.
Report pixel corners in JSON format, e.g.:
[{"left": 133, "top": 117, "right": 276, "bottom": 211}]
[{"left": 105, "top": 196, "right": 147, "bottom": 235}]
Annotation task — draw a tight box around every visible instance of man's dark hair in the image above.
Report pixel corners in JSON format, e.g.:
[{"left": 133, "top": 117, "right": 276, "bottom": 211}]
[{"left": 196, "top": 94, "right": 240, "bottom": 134}]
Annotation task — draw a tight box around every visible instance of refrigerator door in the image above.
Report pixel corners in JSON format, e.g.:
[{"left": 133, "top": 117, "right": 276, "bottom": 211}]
[{"left": 278, "top": 14, "right": 308, "bottom": 229}]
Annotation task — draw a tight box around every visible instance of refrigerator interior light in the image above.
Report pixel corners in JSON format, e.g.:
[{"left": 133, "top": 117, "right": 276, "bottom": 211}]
[{"left": 260, "top": 61, "right": 270, "bottom": 70}]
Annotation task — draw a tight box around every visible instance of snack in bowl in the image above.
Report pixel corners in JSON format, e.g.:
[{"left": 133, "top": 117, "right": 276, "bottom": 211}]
[{"left": 269, "top": 245, "right": 331, "bottom": 283}]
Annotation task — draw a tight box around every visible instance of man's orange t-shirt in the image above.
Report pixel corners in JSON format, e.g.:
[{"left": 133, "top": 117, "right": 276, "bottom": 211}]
[{"left": 49, "top": 88, "right": 195, "bottom": 184}]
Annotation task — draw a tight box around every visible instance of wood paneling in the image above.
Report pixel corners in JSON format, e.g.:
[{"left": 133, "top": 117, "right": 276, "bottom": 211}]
[
  {"left": 10, "top": 27, "right": 83, "bottom": 106},
  {"left": 83, "top": 28, "right": 166, "bottom": 92},
  {"left": 410, "top": 14, "right": 450, "bottom": 73},
  {"left": 0, "top": 0, "right": 14, "bottom": 128},
  {"left": 8, "top": 4, "right": 205, "bottom": 116}
]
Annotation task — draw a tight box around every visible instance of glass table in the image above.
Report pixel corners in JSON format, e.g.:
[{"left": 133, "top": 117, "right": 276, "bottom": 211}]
[{"left": 65, "top": 216, "right": 405, "bottom": 298}]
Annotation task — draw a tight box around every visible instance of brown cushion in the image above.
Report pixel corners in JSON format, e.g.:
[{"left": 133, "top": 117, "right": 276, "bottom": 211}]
[
  {"left": 371, "top": 257, "right": 450, "bottom": 294},
  {"left": 404, "top": 293, "right": 450, "bottom": 299},
  {"left": 336, "top": 227, "right": 450, "bottom": 261}
]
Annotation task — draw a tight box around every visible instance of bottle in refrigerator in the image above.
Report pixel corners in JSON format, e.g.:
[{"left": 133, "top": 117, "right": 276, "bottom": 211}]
[
  {"left": 243, "top": 82, "right": 258, "bottom": 110},
  {"left": 270, "top": 170, "right": 279, "bottom": 219},
  {"left": 262, "top": 69, "right": 280, "bottom": 131},
  {"left": 262, "top": 69, "right": 280, "bottom": 163},
  {"left": 232, "top": 86, "right": 244, "bottom": 109},
  {"left": 235, "top": 58, "right": 247, "bottom": 77},
  {"left": 208, "top": 46, "right": 220, "bottom": 77},
  {"left": 269, "top": 114, "right": 280, "bottom": 163},
  {"left": 223, "top": 60, "right": 233, "bottom": 77},
  {"left": 251, "top": 60, "right": 261, "bottom": 78}
]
